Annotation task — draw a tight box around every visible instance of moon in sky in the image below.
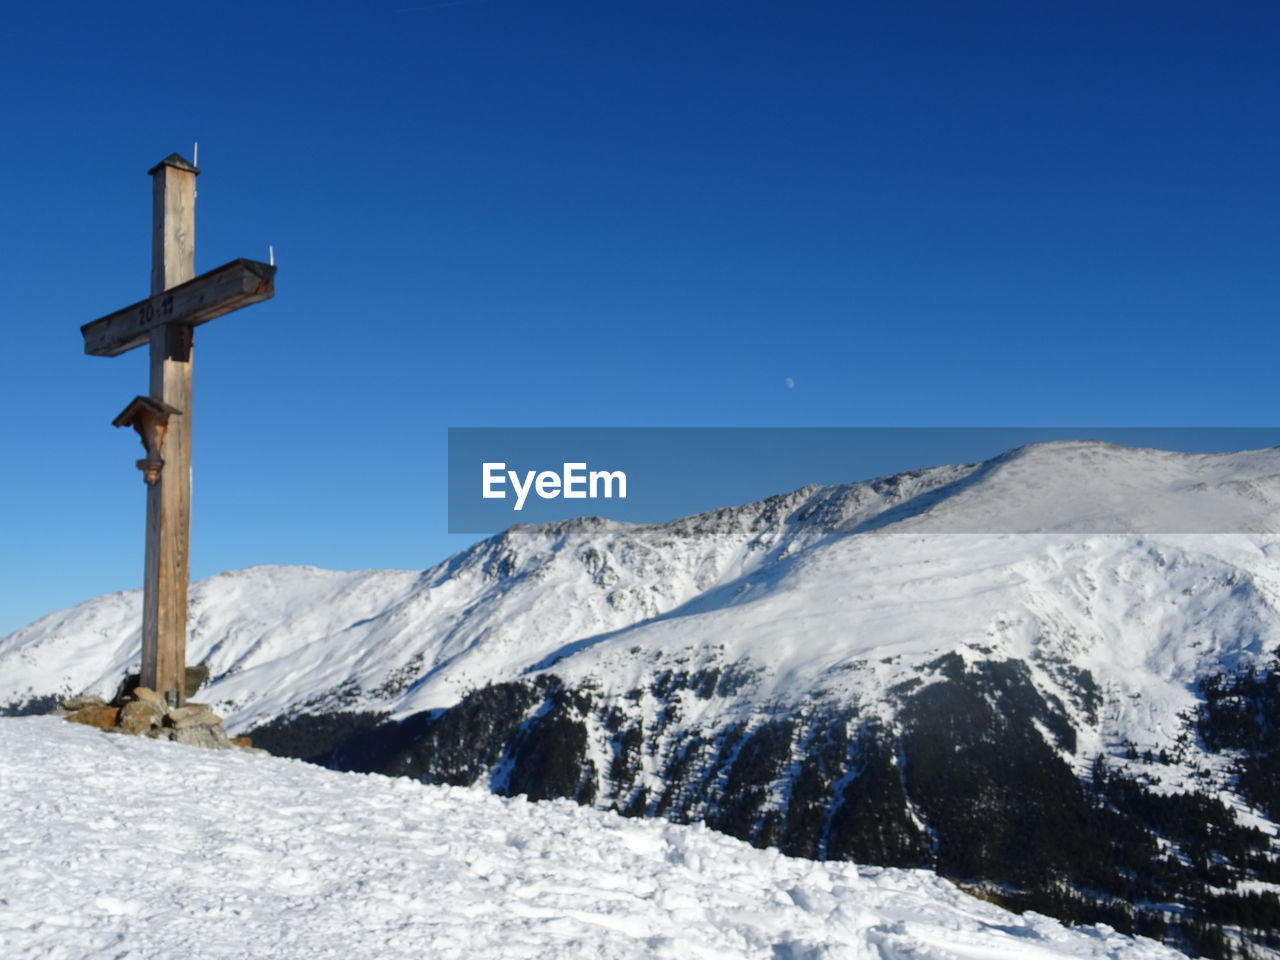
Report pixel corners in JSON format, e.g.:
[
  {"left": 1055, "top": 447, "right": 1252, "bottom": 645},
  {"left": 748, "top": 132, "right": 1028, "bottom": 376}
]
[{"left": 784, "top": 377, "right": 796, "bottom": 390}]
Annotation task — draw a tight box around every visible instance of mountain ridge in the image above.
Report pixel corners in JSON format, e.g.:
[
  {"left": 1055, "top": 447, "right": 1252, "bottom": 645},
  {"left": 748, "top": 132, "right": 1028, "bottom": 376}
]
[{"left": 8, "top": 440, "right": 1280, "bottom": 728}]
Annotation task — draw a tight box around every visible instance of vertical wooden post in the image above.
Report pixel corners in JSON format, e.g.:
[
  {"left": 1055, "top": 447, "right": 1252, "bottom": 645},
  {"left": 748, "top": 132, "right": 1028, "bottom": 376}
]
[{"left": 142, "top": 155, "right": 199, "bottom": 706}]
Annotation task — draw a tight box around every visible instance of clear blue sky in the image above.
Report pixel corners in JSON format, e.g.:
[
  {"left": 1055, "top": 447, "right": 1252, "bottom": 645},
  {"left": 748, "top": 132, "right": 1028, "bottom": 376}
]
[{"left": 1, "top": 1, "right": 1277, "bottom": 634}]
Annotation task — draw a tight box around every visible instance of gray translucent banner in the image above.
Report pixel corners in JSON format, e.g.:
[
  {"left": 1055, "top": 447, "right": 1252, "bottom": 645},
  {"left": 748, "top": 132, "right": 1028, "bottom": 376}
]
[{"left": 447, "top": 427, "right": 1280, "bottom": 535}]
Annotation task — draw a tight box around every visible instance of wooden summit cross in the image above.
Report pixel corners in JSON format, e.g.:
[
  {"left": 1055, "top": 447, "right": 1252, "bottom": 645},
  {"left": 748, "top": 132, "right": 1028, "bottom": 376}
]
[{"left": 81, "top": 154, "right": 276, "bottom": 707}]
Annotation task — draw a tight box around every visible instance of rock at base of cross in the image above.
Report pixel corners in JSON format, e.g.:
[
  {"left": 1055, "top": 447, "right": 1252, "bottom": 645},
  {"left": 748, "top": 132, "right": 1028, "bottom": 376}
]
[
  {"left": 111, "top": 663, "right": 211, "bottom": 705},
  {"left": 59, "top": 687, "right": 265, "bottom": 755},
  {"left": 64, "top": 702, "right": 119, "bottom": 731},
  {"left": 118, "top": 698, "right": 166, "bottom": 735}
]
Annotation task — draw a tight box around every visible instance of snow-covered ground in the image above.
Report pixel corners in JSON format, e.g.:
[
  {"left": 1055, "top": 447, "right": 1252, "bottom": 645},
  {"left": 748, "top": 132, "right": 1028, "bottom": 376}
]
[{"left": 0, "top": 717, "right": 1180, "bottom": 959}]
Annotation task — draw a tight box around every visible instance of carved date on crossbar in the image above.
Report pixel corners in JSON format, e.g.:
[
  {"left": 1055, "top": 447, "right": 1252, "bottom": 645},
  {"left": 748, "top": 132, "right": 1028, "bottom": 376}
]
[{"left": 81, "top": 258, "right": 275, "bottom": 357}]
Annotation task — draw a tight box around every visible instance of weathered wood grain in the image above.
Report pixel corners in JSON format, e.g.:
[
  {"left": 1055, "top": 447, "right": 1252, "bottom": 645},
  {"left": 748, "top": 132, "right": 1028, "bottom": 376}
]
[
  {"left": 81, "top": 258, "right": 275, "bottom": 357},
  {"left": 141, "top": 157, "right": 197, "bottom": 705}
]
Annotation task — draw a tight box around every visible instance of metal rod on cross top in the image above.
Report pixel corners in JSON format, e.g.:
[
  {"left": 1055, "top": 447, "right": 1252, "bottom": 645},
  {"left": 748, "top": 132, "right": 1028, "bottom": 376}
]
[{"left": 81, "top": 154, "right": 277, "bottom": 707}]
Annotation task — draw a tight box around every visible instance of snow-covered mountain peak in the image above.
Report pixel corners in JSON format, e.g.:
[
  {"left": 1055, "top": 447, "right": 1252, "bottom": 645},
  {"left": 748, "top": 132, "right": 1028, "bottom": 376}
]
[{"left": 803, "top": 440, "right": 1280, "bottom": 536}]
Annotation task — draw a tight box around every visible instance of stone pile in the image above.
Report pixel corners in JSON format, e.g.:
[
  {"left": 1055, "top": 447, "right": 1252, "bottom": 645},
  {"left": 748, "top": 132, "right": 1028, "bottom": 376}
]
[{"left": 60, "top": 688, "right": 261, "bottom": 753}]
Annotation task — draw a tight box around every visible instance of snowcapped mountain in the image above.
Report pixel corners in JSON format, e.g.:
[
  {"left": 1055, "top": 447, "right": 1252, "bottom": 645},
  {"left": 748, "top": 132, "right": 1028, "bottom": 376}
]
[
  {"left": 9, "top": 441, "right": 1280, "bottom": 729},
  {"left": 0, "top": 716, "right": 1183, "bottom": 959},
  {"left": 6, "top": 441, "right": 1280, "bottom": 957}
]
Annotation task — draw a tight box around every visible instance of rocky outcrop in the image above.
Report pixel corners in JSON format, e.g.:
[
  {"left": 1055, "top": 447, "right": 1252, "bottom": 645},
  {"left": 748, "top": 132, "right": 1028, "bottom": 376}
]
[{"left": 60, "top": 688, "right": 261, "bottom": 754}]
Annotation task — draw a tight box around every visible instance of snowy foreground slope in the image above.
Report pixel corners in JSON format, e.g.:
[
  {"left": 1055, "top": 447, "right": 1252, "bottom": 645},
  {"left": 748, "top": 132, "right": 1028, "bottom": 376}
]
[{"left": 0, "top": 717, "right": 1180, "bottom": 960}]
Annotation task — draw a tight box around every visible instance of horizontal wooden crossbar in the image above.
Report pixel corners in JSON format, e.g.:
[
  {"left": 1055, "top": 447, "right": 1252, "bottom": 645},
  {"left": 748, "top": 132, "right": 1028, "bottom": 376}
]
[{"left": 82, "top": 259, "right": 276, "bottom": 357}]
